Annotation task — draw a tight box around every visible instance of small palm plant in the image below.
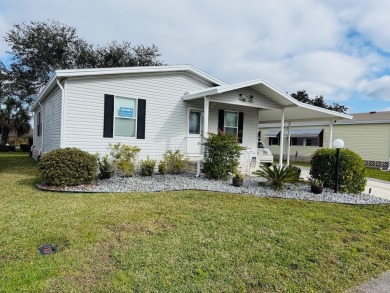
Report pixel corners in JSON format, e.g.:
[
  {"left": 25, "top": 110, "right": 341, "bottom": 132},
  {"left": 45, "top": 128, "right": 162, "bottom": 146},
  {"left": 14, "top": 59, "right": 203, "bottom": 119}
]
[{"left": 255, "top": 164, "right": 300, "bottom": 191}]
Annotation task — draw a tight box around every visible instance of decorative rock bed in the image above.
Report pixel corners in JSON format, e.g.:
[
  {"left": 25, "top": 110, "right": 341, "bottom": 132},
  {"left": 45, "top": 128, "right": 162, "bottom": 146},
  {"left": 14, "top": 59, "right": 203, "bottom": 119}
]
[{"left": 37, "top": 174, "right": 390, "bottom": 205}]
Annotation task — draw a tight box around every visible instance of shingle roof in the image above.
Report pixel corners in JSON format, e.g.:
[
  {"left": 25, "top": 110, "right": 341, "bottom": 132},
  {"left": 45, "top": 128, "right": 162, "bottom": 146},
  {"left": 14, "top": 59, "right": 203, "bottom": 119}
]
[{"left": 350, "top": 111, "right": 390, "bottom": 121}]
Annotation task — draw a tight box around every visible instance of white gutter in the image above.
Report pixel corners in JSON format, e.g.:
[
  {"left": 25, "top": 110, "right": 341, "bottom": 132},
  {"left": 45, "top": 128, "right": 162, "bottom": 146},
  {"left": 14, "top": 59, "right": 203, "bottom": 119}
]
[
  {"left": 56, "top": 79, "right": 65, "bottom": 148},
  {"left": 38, "top": 102, "right": 44, "bottom": 157}
]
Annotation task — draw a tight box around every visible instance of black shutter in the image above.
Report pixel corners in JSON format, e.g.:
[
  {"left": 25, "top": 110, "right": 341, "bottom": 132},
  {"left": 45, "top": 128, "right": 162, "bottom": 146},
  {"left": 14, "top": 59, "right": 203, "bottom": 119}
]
[
  {"left": 319, "top": 130, "right": 324, "bottom": 147},
  {"left": 218, "top": 109, "right": 225, "bottom": 133},
  {"left": 238, "top": 112, "right": 244, "bottom": 143},
  {"left": 137, "top": 99, "right": 146, "bottom": 139},
  {"left": 103, "top": 94, "right": 114, "bottom": 138}
]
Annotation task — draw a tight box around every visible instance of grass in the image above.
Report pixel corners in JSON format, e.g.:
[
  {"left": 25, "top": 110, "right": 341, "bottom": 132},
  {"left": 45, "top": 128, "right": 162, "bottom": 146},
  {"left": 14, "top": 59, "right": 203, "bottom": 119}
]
[
  {"left": 1, "top": 152, "right": 390, "bottom": 292},
  {"left": 366, "top": 167, "right": 390, "bottom": 182}
]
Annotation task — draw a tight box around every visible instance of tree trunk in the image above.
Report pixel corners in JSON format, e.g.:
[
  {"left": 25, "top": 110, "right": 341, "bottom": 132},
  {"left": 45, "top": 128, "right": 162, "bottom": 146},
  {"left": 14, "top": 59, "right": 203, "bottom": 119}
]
[{"left": 1, "top": 127, "right": 10, "bottom": 145}]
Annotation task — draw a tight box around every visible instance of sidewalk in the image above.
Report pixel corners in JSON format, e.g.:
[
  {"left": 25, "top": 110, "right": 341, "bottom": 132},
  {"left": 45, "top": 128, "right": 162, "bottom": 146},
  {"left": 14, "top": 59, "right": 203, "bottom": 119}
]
[{"left": 351, "top": 271, "right": 390, "bottom": 293}]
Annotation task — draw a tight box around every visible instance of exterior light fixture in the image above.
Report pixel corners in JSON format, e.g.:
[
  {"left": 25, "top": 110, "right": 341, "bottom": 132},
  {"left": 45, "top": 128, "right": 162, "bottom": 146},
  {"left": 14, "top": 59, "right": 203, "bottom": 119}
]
[
  {"left": 238, "top": 93, "right": 254, "bottom": 103},
  {"left": 333, "top": 138, "right": 344, "bottom": 193}
]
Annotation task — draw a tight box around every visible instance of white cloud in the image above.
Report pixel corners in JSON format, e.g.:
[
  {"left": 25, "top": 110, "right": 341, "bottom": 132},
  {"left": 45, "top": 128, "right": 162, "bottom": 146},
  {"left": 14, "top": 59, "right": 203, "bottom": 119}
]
[
  {"left": 358, "top": 76, "right": 390, "bottom": 101},
  {"left": 0, "top": 0, "right": 389, "bottom": 112}
]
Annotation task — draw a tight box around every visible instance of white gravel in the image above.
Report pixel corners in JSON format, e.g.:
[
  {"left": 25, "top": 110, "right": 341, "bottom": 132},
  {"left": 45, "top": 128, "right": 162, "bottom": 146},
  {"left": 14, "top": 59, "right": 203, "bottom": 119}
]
[{"left": 38, "top": 173, "right": 390, "bottom": 205}]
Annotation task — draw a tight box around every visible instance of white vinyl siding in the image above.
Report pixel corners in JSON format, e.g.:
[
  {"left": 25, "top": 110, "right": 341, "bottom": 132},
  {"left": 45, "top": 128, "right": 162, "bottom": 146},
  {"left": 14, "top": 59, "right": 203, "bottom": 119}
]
[
  {"left": 209, "top": 87, "right": 280, "bottom": 109},
  {"left": 208, "top": 103, "right": 259, "bottom": 151},
  {"left": 63, "top": 72, "right": 214, "bottom": 160},
  {"left": 32, "top": 88, "right": 62, "bottom": 159},
  {"left": 43, "top": 88, "right": 62, "bottom": 153}
]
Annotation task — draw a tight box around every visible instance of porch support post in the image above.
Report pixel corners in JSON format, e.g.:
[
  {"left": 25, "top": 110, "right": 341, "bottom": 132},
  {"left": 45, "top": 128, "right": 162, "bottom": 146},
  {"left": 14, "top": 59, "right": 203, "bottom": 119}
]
[
  {"left": 279, "top": 108, "right": 285, "bottom": 168},
  {"left": 329, "top": 120, "right": 334, "bottom": 148},
  {"left": 203, "top": 96, "right": 210, "bottom": 139},
  {"left": 286, "top": 121, "right": 291, "bottom": 166}
]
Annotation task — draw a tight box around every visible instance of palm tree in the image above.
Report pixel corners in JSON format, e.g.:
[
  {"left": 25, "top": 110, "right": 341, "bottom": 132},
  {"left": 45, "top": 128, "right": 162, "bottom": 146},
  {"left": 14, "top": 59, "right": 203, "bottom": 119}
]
[{"left": 0, "top": 97, "right": 31, "bottom": 145}]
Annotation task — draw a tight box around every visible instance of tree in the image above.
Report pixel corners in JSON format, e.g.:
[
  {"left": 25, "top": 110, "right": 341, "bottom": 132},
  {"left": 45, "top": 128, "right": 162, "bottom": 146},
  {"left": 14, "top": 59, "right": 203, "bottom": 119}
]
[
  {"left": 1, "top": 20, "right": 164, "bottom": 144},
  {"left": 290, "top": 90, "right": 348, "bottom": 114},
  {"left": 4, "top": 20, "right": 164, "bottom": 99},
  {"left": 0, "top": 97, "right": 31, "bottom": 145}
]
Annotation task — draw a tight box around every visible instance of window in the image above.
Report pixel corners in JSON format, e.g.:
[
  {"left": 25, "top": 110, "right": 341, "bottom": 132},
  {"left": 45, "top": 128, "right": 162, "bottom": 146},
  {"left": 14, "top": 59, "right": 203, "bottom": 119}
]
[
  {"left": 224, "top": 111, "right": 238, "bottom": 137},
  {"left": 291, "top": 137, "right": 304, "bottom": 146},
  {"left": 189, "top": 110, "right": 202, "bottom": 134},
  {"left": 306, "top": 138, "right": 319, "bottom": 146},
  {"left": 114, "top": 96, "right": 137, "bottom": 137},
  {"left": 269, "top": 137, "right": 279, "bottom": 145}
]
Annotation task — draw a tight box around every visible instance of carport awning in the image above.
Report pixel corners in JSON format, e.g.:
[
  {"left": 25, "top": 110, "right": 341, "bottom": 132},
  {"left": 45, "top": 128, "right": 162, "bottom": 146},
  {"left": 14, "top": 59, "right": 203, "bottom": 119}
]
[
  {"left": 265, "top": 128, "right": 323, "bottom": 138},
  {"left": 265, "top": 130, "right": 280, "bottom": 137}
]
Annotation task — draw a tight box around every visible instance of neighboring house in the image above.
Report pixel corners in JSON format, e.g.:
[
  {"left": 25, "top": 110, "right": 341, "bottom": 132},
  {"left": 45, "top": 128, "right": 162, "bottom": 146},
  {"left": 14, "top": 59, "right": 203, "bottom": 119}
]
[
  {"left": 259, "top": 111, "right": 390, "bottom": 169},
  {"left": 3, "top": 129, "right": 33, "bottom": 146},
  {"left": 31, "top": 65, "right": 351, "bottom": 174}
]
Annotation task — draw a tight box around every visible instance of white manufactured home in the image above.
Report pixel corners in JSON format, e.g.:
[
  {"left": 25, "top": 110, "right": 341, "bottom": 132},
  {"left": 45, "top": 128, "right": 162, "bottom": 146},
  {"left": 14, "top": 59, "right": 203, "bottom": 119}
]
[{"left": 31, "top": 65, "right": 351, "bottom": 174}]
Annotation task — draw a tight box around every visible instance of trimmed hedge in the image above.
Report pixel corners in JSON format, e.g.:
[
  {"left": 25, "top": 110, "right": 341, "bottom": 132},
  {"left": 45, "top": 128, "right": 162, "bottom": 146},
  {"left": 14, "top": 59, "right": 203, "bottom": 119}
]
[
  {"left": 310, "top": 148, "right": 366, "bottom": 194},
  {"left": 37, "top": 148, "right": 97, "bottom": 186}
]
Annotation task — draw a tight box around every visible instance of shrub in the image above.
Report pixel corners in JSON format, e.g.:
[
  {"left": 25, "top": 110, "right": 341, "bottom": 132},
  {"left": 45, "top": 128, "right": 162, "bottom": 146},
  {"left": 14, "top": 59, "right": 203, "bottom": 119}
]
[
  {"left": 203, "top": 132, "right": 246, "bottom": 180},
  {"left": 109, "top": 143, "right": 141, "bottom": 177},
  {"left": 162, "top": 149, "right": 189, "bottom": 174},
  {"left": 255, "top": 163, "right": 299, "bottom": 191},
  {"left": 158, "top": 160, "right": 166, "bottom": 175},
  {"left": 140, "top": 156, "right": 156, "bottom": 176},
  {"left": 286, "top": 165, "right": 301, "bottom": 181},
  {"left": 0, "top": 145, "right": 8, "bottom": 152},
  {"left": 20, "top": 144, "right": 30, "bottom": 152},
  {"left": 97, "top": 154, "right": 114, "bottom": 179},
  {"left": 37, "top": 148, "right": 97, "bottom": 186},
  {"left": 310, "top": 148, "right": 366, "bottom": 194}
]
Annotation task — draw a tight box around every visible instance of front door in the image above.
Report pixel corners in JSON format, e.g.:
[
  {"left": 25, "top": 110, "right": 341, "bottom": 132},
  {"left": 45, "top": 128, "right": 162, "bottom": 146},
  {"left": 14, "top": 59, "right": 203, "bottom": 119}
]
[{"left": 187, "top": 110, "right": 203, "bottom": 155}]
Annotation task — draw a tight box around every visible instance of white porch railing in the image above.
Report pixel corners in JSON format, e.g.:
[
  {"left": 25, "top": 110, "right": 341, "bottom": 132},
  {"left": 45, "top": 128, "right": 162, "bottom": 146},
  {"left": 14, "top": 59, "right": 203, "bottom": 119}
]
[{"left": 184, "top": 136, "right": 204, "bottom": 156}]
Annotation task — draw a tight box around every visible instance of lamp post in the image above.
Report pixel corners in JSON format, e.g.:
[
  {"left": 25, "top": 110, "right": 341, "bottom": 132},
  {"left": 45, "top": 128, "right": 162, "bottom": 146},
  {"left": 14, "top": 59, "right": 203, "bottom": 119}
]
[{"left": 333, "top": 139, "right": 344, "bottom": 193}]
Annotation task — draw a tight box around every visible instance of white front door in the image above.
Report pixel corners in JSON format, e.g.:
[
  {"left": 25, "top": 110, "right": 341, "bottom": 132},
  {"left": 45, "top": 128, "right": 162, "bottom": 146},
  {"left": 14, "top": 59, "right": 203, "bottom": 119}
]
[{"left": 187, "top": 110, "right": 203, "bottom": 155}]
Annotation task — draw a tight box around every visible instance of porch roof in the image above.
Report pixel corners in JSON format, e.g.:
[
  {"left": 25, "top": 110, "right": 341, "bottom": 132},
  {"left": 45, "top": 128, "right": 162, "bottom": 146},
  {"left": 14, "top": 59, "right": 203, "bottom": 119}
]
[{"left": 183, "top": 79, "right": 352, "bottom": 122}]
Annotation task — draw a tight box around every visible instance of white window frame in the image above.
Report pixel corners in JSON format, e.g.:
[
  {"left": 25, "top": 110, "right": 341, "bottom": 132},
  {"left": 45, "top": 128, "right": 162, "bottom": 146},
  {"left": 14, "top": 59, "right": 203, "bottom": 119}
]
[
  {"left": 113, "top": 96, "right": 138, "bottom": 138},
  {"left": 224, "top": 111, "right": 239, "bottom": 137},
  {"left": 187, "top": 108, "right": 203, "bottom": 136}
]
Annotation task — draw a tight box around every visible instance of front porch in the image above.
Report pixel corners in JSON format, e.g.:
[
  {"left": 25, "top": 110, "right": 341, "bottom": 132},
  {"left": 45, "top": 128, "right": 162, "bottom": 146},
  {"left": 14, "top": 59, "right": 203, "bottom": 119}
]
[{"left": 182, "top": 79, "right": 352, "bottom": 174}]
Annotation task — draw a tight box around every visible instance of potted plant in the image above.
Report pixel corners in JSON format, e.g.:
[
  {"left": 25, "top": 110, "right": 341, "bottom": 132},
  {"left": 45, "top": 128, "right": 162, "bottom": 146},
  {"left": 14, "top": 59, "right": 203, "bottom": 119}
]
[
  {"left": 232, "top": 172, "right": 244, "bottom": 187},
  {"left": 310, "top": 178, "right": 324, "bottom": 194}
]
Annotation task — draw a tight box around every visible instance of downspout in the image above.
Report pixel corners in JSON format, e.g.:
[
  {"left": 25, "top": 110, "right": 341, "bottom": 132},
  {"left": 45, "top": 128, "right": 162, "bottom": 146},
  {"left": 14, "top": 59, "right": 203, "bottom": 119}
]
[
  {"left": 38, "top": 102, "right": 44, "bottom": 158},
  {"left": 56, "top": 79, "right": 65, "bottom": 148}
]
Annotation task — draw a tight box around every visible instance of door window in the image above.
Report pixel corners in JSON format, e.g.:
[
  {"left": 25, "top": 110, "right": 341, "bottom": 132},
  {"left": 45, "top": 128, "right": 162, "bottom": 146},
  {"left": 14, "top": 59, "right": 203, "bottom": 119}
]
[{"left": 189, "top": 110, "right": 202, "bottom": 134}]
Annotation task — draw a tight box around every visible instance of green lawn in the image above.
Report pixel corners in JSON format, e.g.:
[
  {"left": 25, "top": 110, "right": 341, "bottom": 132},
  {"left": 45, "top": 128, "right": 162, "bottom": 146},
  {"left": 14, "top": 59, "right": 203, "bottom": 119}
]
[
  {"left": 1, "top": 152, "right": 390, "bottom": 292},
  {"left": 366, "top": 167, "right": 390, "bottom": 182}
]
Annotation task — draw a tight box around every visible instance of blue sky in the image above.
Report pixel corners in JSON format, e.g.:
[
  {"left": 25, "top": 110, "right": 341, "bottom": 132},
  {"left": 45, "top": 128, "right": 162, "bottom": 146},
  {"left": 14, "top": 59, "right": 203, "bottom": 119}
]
[{"left": 1, "top": 0, "right": 390, "bottom": 114}]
